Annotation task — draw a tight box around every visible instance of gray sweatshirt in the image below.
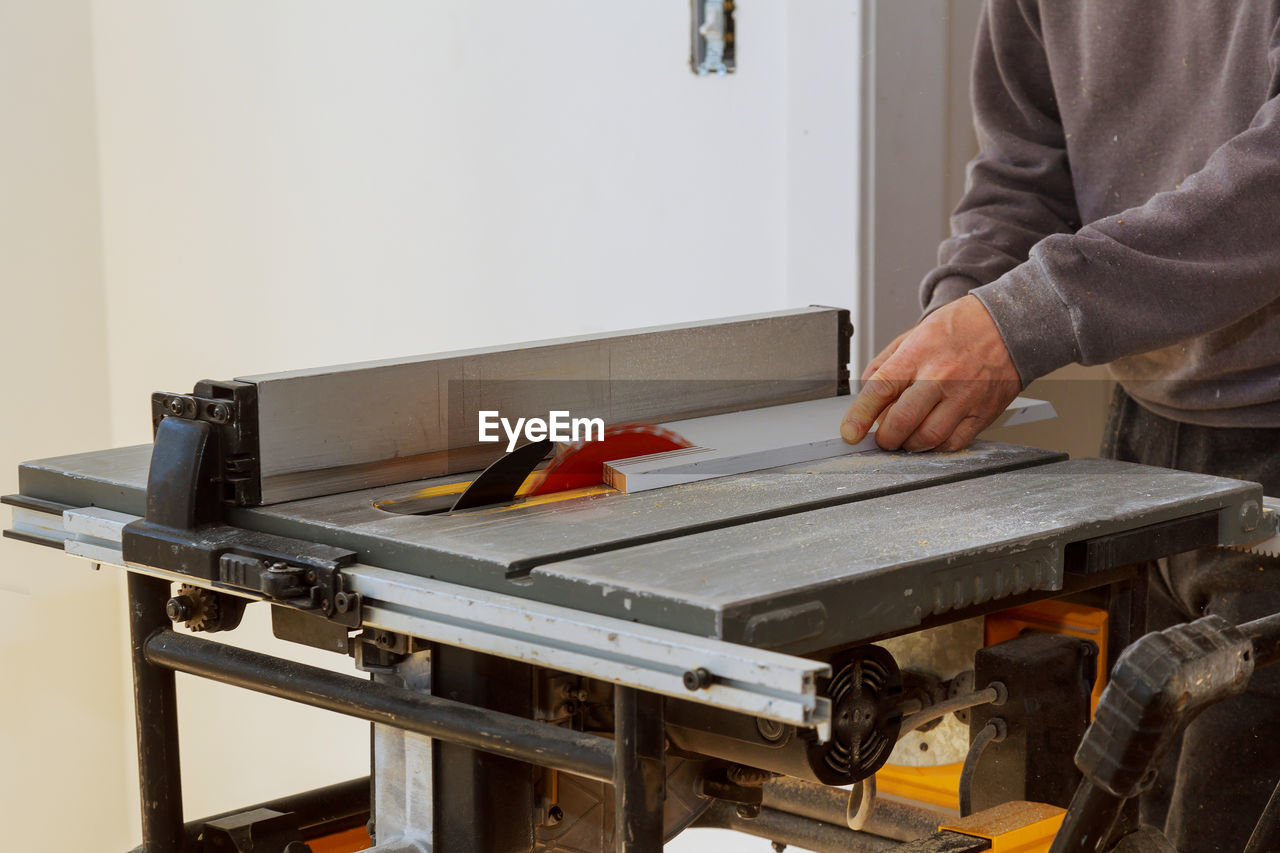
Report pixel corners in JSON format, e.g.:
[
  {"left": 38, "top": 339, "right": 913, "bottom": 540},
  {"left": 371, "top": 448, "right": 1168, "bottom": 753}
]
[{"left": 922, "top": 1, "right": 1280, "bottom": 427}]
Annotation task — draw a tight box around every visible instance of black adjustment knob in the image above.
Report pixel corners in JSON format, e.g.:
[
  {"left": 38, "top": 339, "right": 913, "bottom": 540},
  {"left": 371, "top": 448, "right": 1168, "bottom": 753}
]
[{"left": 165, "top": 595, "right": 194, "bottom": 622}]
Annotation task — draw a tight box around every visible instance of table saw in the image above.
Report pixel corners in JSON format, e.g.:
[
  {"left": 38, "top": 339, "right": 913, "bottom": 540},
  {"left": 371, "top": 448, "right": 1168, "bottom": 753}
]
[{"left": 5, "top": 307, "right": 1278, "bottom": 853}]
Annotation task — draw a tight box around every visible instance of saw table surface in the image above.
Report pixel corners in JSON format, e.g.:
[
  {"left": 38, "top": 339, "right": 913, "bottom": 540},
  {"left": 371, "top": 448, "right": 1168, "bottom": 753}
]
[{"left": 16, "top": 441, "right": 1264, "bottom": 652}]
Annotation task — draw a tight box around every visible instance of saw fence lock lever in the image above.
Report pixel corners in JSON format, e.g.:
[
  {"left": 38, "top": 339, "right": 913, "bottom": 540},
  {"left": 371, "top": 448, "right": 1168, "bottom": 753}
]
[{"left": 121, "top": 380, "right": 364, "bottom": 630}]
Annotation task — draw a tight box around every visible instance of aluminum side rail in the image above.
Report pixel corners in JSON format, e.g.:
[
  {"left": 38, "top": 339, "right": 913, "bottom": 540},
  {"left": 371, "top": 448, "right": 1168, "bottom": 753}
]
[
  {"left": 348, "top": 566, "right": 831, "bottom": 734},
  {"left": 23, "top": 505, "right": 832, "bottom": 735}
]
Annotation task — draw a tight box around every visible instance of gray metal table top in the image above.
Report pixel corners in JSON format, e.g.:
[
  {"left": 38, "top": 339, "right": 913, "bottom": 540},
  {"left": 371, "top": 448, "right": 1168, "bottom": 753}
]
[{"left": 16, "top": 442, "right": 1264, "bottom": 650}]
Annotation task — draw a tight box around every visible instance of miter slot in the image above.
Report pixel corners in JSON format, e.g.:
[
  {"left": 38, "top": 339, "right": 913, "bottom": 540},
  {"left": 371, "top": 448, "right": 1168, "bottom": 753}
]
[{"left": 500, "top": 446, "right": 1066, "bottom": 578}]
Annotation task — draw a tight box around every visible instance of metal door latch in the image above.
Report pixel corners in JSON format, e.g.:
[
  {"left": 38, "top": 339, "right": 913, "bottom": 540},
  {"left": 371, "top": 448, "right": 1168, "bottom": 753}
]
[{"left": 692, "top": 0, "right": 735, "bottom": 76}]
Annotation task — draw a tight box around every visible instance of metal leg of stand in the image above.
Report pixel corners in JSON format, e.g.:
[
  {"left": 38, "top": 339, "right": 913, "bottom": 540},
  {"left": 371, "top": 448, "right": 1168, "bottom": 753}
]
[
  {"left": 614, "top": 685, "right": 665, "bottom": 853},
  {"left": 430, "top": 646, "right": 536, "bottom": 853},
  {"left": 129, "top": 572, "right": 184, "bottom": 852}
]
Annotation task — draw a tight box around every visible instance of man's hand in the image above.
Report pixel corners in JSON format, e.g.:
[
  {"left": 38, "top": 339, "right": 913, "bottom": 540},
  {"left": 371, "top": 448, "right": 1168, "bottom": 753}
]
[{"left": 840, "top": 295, "right": 1021, "bottom": 452}]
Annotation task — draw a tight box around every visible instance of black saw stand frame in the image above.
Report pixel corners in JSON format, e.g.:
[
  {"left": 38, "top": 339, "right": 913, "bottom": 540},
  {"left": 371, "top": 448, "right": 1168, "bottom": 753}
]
[
  {"left": 45, "top": 389, "right": 1272, "bottom": 853},
  {"left": 126, "top": 571, "right": 665, "bottom": 851}
]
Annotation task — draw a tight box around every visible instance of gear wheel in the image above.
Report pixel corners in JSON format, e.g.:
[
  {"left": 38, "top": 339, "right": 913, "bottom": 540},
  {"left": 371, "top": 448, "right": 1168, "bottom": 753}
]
[
  {"left": 1229, "top": 541, "right": 1280, "bottom": 560},
  {"left": 169, "top": 584, "right": 221, "bottom": 632},
  {"left": 1228, "top": 501, "right": 1279, "bottom": 559}
]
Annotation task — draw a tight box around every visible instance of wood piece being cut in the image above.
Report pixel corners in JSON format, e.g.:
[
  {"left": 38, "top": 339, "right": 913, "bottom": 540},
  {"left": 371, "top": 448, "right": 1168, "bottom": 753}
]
[{"left": 604, "top": 396, "right": 1055, "bottom": 492}]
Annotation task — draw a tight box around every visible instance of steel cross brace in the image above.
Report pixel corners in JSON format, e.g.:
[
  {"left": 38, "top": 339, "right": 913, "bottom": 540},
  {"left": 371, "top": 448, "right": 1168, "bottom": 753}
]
[{"left": 126, "top": 571, "right": 675, "bottom": 852}]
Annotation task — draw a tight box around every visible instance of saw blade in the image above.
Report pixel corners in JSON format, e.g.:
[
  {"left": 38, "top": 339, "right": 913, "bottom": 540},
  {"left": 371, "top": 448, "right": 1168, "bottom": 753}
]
[{"left": 525, "top": 423, "right": 692, "bottom": 497}]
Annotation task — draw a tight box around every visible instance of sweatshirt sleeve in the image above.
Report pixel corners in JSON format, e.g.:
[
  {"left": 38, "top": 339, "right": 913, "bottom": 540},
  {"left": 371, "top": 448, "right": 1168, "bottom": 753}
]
[
  {"left": 919, "top": 0, "right": 1082, "bottom": 315},
  {"left": 973, "top": 25, "right": 1280, "bottom": 385}
]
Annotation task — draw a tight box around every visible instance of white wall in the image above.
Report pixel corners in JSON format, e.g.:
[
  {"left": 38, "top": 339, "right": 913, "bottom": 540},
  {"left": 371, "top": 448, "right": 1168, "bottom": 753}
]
[
  {"left": 785, "top": 2, "right": 865, "bottom": 317},
  {"left": 0, "top": 0, "right": 132, "bottom": 849},
  {"left": 91, "top": 1, "right": 793, "bottom": 447}
]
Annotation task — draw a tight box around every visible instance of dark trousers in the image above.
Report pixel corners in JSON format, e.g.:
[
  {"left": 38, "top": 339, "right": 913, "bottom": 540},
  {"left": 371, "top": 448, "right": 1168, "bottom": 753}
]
[{"left": 1102, "top": 385, "right": 1280, "bottom": 853}]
